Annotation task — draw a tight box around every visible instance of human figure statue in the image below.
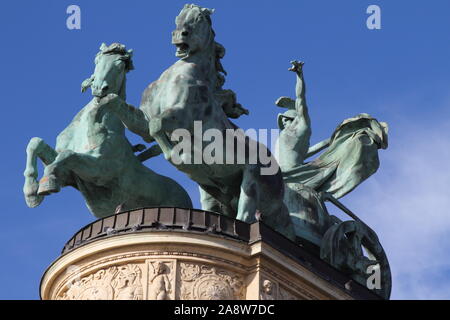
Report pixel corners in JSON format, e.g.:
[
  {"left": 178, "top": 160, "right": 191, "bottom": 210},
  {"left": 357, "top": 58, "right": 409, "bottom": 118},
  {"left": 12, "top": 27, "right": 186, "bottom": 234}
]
[
  {"left": 276, "top": 61, "right": 311, "bottom": 172},
  {"left": 276, "top": 60, "right": 388, "bottom": 199},
  {"left": 23, "top": 43, "right": 192, "bottom": 218},
  {"left": 282, "top": 112, "right": 388, "bottom": 198},
  {"left": 114, "top": 265, "right": 143, "bottom": 300},
  {"left": 275, "top": 61, "right": 331, "bottom": 245},
  {"left": 275, "top": 60, "right": 388, "bottom": 245},
  {"left": 274, "top": 61, "right": 391, "bottom": 297},
  {"left": 100, "top": 5, "right": 295, "bottom": 241},
  {"left": 260, "top": 280, "right": 275, "bottom": 300},
  {"left": 148, "top": 262, "right": 171, "bottom": 300}
]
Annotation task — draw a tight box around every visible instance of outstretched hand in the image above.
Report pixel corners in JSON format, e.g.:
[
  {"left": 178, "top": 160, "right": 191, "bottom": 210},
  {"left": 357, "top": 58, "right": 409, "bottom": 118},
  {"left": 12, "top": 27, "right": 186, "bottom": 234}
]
[{"left": 288, "top": 60, "right": 305, "bottom": 74}]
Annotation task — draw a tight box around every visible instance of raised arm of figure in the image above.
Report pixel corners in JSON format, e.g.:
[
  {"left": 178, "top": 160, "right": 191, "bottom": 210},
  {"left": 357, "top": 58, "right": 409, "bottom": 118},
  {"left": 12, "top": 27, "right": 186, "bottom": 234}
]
[
  {"left": 277, "top": 61, "right": 312, "bottom": 168},
  {"left": 289, "top": 60, "right": 311, "bottom": 132}
]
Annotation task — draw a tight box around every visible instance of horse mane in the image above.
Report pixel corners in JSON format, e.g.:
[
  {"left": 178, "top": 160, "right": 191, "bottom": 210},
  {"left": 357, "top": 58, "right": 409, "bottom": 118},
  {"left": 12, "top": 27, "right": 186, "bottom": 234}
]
[
  {"left": 213, "top": 39, "right": 249, "bottom": 118},
  {"left": 180, "top": 4, "right": 214, "bottom": 26},
  {"left": 95, "top": 42, "right": 134, "bottom": 72},
  {"left": 179, "top": 5, "right": 225, "bottom": 87},
  {"left": 181, "top": 5, "right": 249, "bottom": 119},
  {"left": 81, "top": 43, "right": 134, "bottom": 94}
]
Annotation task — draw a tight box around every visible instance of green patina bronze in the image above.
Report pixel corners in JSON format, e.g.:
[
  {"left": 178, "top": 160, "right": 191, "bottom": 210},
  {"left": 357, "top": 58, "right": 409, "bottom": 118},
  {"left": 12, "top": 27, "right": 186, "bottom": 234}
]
[
  {"left": 276, "top": 60, "right": 391, "bottom": 298},
  {"left": 23, "top": 43, "right": 192, "bottom": 218},
  {"left": 99, "top": 4, "right": 295, "bottom": 241},
  {"left": 276, "top": 61, "right": 388, "bottom": 198},
  {"left": 23, "top": 4, "right": 392, "bottom": 298},
  {"left": 276, "top": 61, "right": 389, "bottom": 239}
]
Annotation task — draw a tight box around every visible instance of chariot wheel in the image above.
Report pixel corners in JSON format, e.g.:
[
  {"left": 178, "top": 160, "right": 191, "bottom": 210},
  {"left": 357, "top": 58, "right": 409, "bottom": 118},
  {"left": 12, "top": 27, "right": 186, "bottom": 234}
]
[{"left": 320, "top": 220, "right": 391, "bottom": 299}]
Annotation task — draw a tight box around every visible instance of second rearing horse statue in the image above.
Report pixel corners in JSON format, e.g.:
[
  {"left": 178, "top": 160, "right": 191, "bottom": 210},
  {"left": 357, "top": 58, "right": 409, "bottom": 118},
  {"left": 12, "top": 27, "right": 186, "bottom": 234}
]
[{"left": 100, "top": 5, "right": 295, "bottom": 240}]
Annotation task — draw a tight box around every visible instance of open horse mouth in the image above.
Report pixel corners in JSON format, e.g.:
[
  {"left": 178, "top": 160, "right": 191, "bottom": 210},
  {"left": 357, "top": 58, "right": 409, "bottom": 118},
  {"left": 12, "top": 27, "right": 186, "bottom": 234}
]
[{"left": 175, "top": 42, "right": 190, "bottom": 58}]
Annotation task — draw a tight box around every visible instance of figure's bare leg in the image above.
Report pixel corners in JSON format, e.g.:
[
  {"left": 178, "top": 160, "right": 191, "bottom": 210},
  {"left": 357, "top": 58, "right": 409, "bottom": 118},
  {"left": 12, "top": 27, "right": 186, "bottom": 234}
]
[
  {"left": 38, "top": 150, "right": 115, "bottom": 196},
  {"left": 23, "top": 137, "right": 57, "bottom": 207}
]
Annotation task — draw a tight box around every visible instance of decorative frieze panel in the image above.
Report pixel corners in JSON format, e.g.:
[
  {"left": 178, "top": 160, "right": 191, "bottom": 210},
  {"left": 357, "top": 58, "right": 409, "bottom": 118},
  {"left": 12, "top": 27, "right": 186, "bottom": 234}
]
[
  {"left": 58, "top": 264, "right": 143, "bottom": 300},
  {"left": 55, "top": 258, "right": 245, "bottom": 300},
  {"left": 43, "top": 231, "right": 358, "bottom": 300},
  {"left": 178, "top": 263, "right": 245, "bottom": 300},
  {"left": 147, "top": 260, "right": 175, "bottom": 300}
]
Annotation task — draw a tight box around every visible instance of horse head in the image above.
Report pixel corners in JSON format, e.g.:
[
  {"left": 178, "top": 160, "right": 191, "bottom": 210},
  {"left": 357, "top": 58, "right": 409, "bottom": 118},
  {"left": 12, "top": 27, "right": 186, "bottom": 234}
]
[
  {"left": 172, "top": 4, "right": 215, "bottom": 60},
  {"left": 81, "top": 43, "right": 134, "bottom": 100}
]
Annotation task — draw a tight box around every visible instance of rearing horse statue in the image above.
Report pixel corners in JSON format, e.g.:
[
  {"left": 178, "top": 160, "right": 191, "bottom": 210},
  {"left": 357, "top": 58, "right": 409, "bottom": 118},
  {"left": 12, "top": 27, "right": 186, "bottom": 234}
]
[
  {"left": 100, "top": 5, "right": 295, "bottom": 240},
  {"left": 23, "top": 43, "right": 192, "bottom": 218}
]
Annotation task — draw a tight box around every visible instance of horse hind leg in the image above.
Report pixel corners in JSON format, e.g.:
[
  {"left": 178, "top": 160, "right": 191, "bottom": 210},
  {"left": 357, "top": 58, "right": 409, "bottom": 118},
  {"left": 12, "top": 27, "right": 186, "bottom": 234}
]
[
  {"left": 37, "top": 150, "right": 76, "bottom": 196},
  {"left": 238, "top": 166, "right": 296, "bottom": 241},
  {"left": 38, "top": 151, "right": 115, "bottom": 197},
  {"left": 23, "top": 137, "right": 57, "bottom": 207},
  {"left": 236, "top": 167, "right": 260, "bottom": 223}
]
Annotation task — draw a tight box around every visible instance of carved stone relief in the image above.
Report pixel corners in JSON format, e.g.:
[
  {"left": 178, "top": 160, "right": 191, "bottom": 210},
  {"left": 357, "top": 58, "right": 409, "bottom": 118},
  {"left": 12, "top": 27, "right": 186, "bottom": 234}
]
[
  {"left": 147, "top": 260, "right": 174, "bottom": 300},
  {"left": 260, "top": 279, "right": 277, "bottom": 300},
  {"left": 178, "top": 262, "right": 244, "bottom": 300},
  {"left": 53, "top": 257, "right": 315, "bottom": 300},
  {"left": 58, "top": 264, "right": 143, "bottom": 300}
]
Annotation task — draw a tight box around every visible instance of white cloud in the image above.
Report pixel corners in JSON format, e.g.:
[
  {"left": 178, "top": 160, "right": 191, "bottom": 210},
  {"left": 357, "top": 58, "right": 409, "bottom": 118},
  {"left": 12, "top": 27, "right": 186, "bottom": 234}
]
[{"left": 343, "top": 117, "right": 450, "bottom": 299}]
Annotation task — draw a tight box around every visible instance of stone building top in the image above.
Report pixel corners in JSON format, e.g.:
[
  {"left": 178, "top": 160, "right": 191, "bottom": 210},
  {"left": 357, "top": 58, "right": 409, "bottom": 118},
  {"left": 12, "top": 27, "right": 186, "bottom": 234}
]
[{"left": 57, "top": 207, "right": 382, "bottom": 300}]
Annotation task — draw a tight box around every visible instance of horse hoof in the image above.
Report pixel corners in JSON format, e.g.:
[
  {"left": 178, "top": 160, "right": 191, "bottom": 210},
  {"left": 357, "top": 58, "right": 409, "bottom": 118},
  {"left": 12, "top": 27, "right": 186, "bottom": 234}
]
[
  {"left": 23, "top": 177, "right": 44, "bottom": 207},
  {"left": 25, "top": 194, "right": 44, "bottom": 208},
  {"left": 37, "top": 176, "right": 60, "bottom": 195}
]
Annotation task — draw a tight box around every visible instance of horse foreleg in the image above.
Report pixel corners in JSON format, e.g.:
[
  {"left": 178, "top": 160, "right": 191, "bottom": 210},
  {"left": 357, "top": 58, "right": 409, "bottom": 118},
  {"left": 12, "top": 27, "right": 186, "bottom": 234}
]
[
  {"left": 23, "top": 137, "right": 57, "bottom": 207},
  {"left": 154, "top": 134, "right": 174, "bottom": 161},
  {"left": 149, "top": 116, "right": 174, "bottom": 160}
]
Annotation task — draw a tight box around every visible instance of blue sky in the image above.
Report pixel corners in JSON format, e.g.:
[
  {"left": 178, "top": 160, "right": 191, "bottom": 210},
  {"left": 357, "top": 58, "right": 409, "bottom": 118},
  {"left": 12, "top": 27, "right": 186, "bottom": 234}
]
[{"left": 1, "top": 0, "right": 450, "bottom": 299}]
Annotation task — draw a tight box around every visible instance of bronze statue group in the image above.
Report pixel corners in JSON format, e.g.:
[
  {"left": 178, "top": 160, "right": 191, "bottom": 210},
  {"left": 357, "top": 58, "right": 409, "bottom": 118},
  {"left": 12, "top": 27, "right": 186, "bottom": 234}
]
[{"left": 23, "top": 4, "right": 391, "bottom": 298}]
